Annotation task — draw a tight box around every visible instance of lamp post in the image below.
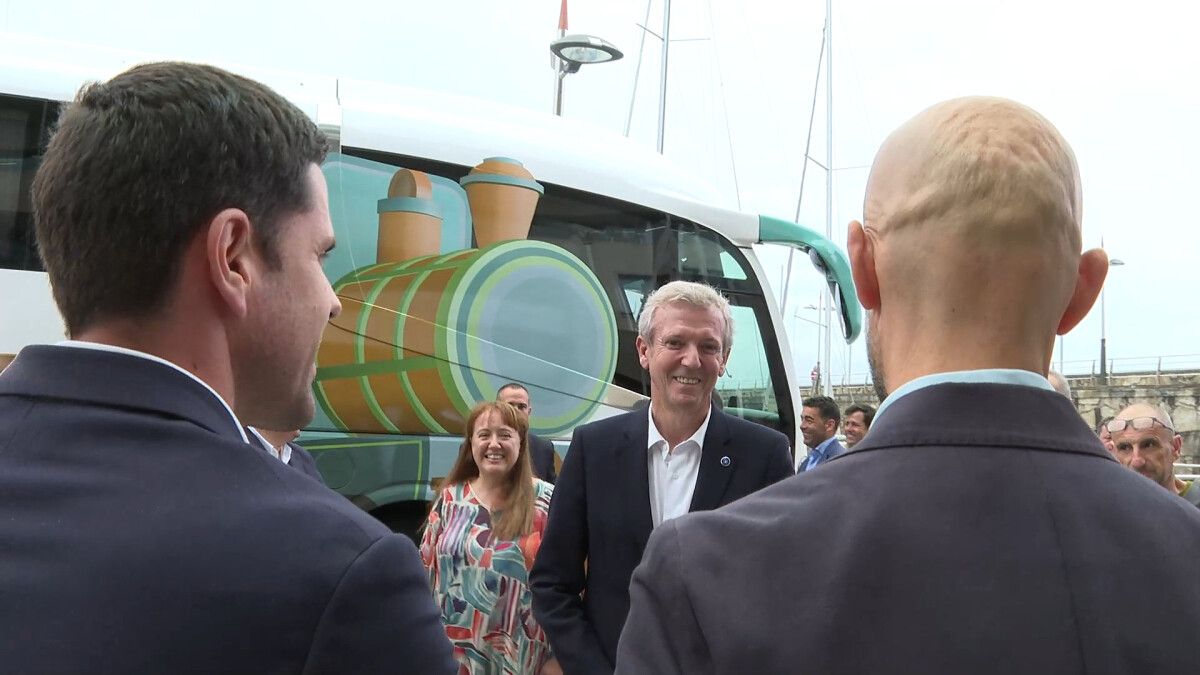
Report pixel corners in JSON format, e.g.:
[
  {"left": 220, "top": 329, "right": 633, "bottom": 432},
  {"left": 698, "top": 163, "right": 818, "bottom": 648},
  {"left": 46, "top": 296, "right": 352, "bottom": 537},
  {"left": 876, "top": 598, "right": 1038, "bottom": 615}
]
[
  {"left": 1099, "top": 255, "right": 1125, "bottom": 383},
  {"left": 550, "top": 34, "right": 623, "bottom": 116}
]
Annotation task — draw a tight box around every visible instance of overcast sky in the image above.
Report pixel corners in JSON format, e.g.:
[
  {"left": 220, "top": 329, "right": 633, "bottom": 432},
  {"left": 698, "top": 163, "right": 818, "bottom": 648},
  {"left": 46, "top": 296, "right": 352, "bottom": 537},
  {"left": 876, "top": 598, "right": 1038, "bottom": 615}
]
[{"left": 5, "top": 0, "right": 1197, "bottom": 381}]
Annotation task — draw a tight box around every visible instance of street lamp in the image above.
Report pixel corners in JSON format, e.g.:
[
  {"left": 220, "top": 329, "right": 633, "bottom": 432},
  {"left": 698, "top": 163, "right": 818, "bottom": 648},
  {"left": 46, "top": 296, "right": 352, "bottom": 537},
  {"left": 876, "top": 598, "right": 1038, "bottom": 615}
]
[
  {"left": 550, "top": 34, "right": 623, "bottom": 116},
  {"left": 1099, "top": 256, "right": 1125, "bottom": 383}
]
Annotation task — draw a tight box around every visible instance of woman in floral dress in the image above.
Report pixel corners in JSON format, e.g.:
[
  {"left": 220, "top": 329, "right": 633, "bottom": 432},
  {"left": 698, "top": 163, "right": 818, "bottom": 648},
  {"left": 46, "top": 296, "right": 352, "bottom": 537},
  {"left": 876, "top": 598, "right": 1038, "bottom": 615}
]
[{"left": 420, "top": 400, "right": 558, "bottom": 674}]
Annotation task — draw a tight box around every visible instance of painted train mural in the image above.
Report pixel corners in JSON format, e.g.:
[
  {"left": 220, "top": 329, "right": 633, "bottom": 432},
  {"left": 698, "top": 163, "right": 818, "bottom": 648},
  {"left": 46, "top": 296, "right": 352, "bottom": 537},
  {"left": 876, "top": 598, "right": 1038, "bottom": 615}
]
[{"left": 305, "top": 153, "right": 621, "bottom": 529}]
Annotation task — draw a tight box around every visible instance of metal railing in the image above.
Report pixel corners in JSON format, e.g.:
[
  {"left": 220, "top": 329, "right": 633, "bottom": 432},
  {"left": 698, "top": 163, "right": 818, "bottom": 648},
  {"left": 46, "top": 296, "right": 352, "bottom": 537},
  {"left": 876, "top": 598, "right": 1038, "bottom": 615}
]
[
  {"left": 821, "top": 355, "right": 1200, "bottom": 387},
  {"left": 1177, "top": 463, "right": 1200, "bottom": 481}
]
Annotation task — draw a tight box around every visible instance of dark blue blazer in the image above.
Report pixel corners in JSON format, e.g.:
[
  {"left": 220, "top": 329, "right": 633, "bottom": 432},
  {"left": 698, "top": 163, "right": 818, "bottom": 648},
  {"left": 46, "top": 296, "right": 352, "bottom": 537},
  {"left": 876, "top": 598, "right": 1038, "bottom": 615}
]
[
  {"left": 287, "top": 440, "right": 325, "bottom": 484},
  {"left": 616, "top": 382, "right": 1200, "bottom": 674},
  {"left": 0, "top": 345, "right": 455, "bottom": 674},
  {"left": 530, "top": 402, "right": 793, "bottom": 675},
  {"left": 529, "top": 432, "right": 557, "bottom": 484}
]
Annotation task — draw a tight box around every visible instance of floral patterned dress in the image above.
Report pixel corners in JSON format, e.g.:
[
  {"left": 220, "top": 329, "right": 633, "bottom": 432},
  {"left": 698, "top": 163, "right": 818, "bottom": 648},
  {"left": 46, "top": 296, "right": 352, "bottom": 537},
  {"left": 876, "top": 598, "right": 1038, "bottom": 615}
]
[{"left": 420, "top": 480, "right": 554, "bottom": 675}]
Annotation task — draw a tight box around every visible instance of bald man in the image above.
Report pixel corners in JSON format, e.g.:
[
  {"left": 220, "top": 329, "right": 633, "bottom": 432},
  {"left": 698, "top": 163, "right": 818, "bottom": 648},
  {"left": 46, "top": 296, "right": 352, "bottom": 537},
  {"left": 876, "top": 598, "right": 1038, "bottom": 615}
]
[
  {"left": 1047, "top": 370, "right": 1072, "bottom": 398},
  {"left": 1108, "top": 402, "right": 1200, "bottom": 507},
  {"left": 615, "top": 97, "right": 1200, "bottom": 674}
]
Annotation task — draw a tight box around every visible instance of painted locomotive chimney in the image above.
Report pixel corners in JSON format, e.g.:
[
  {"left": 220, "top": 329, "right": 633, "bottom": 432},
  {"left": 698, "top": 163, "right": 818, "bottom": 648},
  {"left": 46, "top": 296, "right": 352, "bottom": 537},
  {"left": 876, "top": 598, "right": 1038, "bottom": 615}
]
[
  {"left": 376, "top": 168, "right": 442, "bottom": 263},
  {"left": 459, "top": 157, "right": 545, "bottom": 248}
]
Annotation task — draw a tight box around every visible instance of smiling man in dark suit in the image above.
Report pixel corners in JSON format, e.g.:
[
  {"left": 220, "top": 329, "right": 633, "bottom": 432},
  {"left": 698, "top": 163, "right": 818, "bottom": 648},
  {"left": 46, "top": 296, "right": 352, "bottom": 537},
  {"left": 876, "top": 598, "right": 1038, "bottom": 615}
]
[
  {"left": 530, "top": 280, "right": 793, "bottom": 675},
  {"left": 0, "top": 62, "right": 453, "bottom": 673},
  {"left": 615, "top": 97, "right": 1200, "bottom": 674}
]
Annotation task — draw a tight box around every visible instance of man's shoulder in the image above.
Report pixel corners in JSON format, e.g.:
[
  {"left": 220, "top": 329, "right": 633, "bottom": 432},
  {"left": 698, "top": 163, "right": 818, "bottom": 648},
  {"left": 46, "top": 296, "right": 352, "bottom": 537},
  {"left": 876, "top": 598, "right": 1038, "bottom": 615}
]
[{"left": 528, "top": 432, "right": 555, "bottom": 449}]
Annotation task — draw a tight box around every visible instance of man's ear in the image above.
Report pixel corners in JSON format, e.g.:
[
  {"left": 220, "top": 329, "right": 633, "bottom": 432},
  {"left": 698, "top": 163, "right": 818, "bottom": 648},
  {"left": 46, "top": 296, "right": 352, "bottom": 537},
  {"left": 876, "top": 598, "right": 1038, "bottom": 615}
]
[
  {"left": 1057, "top": 248, "right": 1108, "bottom": 335},
  {"left": 206, "top": 208, "right": 256, "bottom": 319},
  {"left": 848, "top": 220, "right": 880, "bottom": 311},
  {"left": 636, "top": 335, "right": 650, "bottom": 370},
  {"left": 1171, "top": 435, "right": 1183, "bottom": 462}
]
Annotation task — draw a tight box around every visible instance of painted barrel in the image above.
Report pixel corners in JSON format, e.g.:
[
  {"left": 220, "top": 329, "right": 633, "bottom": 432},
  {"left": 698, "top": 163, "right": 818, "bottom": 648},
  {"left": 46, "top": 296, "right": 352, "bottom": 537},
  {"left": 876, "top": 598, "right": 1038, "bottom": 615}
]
[{"left": 315, "top": 240, "right": 617, "bottom": 437}]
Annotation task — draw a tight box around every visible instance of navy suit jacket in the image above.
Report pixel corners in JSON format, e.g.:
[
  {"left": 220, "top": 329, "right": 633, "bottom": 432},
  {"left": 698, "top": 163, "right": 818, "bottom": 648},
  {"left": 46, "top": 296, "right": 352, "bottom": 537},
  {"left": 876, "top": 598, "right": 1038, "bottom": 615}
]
[
  {"left": 287, "top": 440, "right": 325, "bottom": 484},
  {"left": 529, "top": 432, "right": 557, "bottom": 484},
  {"left": 530, "top": 402, "right": 794, "bottom": 675},
  {"left": 616, "top": 382, "right": 1200, "bottom": 674},
  {"left": 0, "top": 345, "right": 455, "bottom": 674}
]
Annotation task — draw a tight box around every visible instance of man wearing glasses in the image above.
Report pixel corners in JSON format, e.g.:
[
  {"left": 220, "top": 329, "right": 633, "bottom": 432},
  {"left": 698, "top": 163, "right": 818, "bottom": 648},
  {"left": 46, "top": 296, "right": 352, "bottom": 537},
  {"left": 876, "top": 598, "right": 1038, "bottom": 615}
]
[{"left": 1107, "top": 403, "right": 1200, "bottom": 507}]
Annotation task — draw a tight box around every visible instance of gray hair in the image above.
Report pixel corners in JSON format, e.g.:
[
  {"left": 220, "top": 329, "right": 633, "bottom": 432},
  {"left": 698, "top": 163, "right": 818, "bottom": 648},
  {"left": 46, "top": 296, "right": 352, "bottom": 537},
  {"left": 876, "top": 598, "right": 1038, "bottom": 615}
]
[
  {"left": 1047, "top": 370, "right": 1072, "bottom": 398},
  {"left": 637, "top": 281, "right": 733, "bottom": 354}
]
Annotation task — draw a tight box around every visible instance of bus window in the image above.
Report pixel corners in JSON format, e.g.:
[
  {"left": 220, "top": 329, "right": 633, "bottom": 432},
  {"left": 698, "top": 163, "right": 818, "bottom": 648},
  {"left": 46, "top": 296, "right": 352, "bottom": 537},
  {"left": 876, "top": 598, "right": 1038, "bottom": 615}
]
[
  {"left": 720, "top": 304, "right": 780, "bottom": 426},
  {"left": 0, "top": 94, "right": 59, "bottom": 272}
]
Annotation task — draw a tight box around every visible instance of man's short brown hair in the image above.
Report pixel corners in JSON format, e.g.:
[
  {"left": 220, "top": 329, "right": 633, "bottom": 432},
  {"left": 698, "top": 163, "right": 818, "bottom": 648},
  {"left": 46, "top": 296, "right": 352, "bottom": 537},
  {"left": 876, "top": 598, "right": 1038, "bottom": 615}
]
[{"left": 32, "top": 61, "right": 328, "bottom": 334}]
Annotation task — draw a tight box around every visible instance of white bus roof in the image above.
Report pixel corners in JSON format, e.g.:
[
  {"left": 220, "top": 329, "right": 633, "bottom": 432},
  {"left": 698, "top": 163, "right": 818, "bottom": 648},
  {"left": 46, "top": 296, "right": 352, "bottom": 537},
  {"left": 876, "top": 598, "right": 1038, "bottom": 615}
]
[{"left": 0, "top": 32, "right": 762, "bottom": 246}]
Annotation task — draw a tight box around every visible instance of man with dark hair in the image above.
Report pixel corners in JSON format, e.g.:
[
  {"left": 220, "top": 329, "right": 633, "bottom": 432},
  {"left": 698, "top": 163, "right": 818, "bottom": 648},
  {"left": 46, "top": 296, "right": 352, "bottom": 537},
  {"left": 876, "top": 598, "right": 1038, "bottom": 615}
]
[
  {"left": 0, "top": 62, "right": 453, "bottom": 673},
  {"left": 617, "top": 97, "right": 1200, "bottom": 673},
  {"left": 497, "top": 382, "right": 557, "bottom": 483},
  {"left": 798, "top": 395, "right": 843, "bottom": 471},
  {"left": 842, "top": 403, "right": 875, "bottom": 448}
]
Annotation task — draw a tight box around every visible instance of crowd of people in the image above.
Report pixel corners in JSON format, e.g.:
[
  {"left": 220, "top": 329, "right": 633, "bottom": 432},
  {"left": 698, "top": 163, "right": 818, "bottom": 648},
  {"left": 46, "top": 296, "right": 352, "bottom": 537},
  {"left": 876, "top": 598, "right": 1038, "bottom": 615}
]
[{"left": 1, "top": 60, "right": 1198, "bottom": 675}]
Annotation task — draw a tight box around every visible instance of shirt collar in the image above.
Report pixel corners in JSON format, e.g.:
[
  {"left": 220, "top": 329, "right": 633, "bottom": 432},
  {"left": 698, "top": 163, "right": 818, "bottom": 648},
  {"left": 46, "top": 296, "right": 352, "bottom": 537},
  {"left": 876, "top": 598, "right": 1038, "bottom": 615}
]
[
  {"left": 648, "top": 404, "right": 713, "bottom": 454},
  {"left": 811, "top": 435, "right": 838, "bottom": 456},
  {"left": 247, "top": 426, "right": 294, "bottom": 464},
  {"left": 57, "top": 340, "right": 248, "bottom": 443},
  {"left": 875, "top": 368, "right": 1054, "bottom": 423}
]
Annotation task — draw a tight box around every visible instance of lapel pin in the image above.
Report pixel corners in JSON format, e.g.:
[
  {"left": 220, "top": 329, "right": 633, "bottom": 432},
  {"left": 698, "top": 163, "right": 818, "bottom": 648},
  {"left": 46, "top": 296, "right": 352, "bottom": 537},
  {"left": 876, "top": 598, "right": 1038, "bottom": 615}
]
[{"left": 720, "top": 456, "right": 731, "bottom": 467}]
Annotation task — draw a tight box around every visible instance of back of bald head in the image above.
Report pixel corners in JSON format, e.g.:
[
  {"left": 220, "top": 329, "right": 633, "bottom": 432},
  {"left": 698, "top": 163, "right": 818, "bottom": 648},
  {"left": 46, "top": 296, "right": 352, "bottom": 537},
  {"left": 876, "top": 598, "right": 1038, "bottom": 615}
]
[{"left": 865, "top": 97, "right": 1083, "bottom": 329}]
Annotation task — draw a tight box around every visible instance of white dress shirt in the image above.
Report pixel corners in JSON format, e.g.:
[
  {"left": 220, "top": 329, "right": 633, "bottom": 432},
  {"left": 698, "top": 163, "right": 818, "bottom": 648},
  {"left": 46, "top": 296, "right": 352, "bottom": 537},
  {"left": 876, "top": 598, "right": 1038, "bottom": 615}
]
[
  {"left": 647, "top": 406, "right": 711, "bottom": 528},
  {"left": 247, "top": 427, "right": 293, "bottom": 464}
]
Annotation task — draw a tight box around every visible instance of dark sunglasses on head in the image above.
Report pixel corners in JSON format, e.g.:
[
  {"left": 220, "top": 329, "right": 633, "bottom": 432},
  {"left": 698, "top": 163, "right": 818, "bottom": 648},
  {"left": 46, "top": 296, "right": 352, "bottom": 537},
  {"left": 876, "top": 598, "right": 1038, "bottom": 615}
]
[{"left": 1105, "top": 416, "right": 1173, "bottom": 434}]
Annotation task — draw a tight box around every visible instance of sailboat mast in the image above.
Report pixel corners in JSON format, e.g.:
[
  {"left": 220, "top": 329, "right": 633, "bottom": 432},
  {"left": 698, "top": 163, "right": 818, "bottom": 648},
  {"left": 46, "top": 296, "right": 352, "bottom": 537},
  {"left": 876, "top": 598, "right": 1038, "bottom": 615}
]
[
  {"left": 822, "top": 0, "right": 834, "bottom": 396},
  {"left": 657, "top": 0, "right": 671, "bottom": 153}
]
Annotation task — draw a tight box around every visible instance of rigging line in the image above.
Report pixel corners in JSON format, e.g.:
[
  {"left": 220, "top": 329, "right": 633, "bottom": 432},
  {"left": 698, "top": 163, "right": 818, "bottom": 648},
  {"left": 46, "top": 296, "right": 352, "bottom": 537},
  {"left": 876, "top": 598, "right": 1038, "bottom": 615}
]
[
  {"left": 705, "top": 0, "right": 742, "bottom": 211},
  {"left": 778, "top": 22, "right": 827, "bottom": 316},
  {"left": 625, "top": 0, "right": 656, "bottom": 137},
  {"left": 795, "top": 23, "right": 828, "bottom": 223}
]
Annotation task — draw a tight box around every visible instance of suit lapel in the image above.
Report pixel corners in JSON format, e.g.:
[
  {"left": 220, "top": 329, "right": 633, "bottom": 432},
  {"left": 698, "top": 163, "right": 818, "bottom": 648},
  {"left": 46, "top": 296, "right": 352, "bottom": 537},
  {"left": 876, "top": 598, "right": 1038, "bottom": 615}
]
[
  {"left": 689, "top": 405, "right": 735, "bottom": 512},
  {"left": 621, "top": 408, "right": 655, "bottom": 548}
]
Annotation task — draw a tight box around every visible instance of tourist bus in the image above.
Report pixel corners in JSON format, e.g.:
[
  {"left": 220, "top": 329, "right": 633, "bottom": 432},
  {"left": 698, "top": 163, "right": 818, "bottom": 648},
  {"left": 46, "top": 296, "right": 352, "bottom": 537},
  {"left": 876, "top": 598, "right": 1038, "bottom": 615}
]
[{"left": 0, "top": 34, "right": 860, "bottom": 533}]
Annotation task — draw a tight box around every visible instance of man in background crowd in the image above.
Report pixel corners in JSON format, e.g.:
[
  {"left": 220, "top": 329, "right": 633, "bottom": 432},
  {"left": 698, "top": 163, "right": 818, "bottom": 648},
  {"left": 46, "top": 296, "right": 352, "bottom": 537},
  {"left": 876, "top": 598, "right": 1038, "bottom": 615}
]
[
  {"left": 1108, "top": 402, "right": 1200, "bottom": 507},
  {"left": 842, "top": 403, "right": 875, "bottom": 448},
  {"left": 798, "top": 395, "right": 843, "bottom": 471},
  {"left": 498, "top": 383, "right": 557, "bottom": 483},
  {"left": 1047, "top": 370, "right": 1072, "bottom": 398}
]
